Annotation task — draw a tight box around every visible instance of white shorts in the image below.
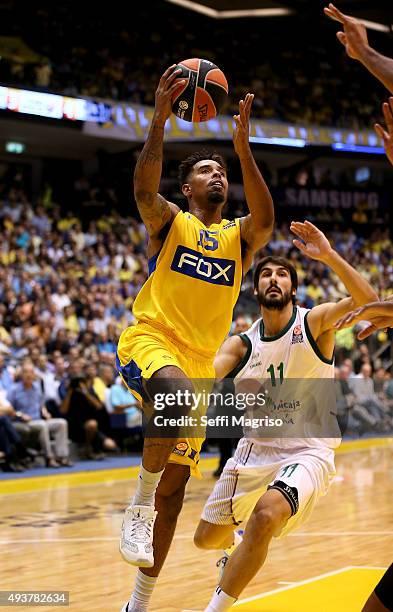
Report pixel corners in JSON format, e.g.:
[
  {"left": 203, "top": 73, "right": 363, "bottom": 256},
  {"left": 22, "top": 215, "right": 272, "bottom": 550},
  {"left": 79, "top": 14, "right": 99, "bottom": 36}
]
[{"left": 202, "top": 439, "right": 336, "bottom": 538}]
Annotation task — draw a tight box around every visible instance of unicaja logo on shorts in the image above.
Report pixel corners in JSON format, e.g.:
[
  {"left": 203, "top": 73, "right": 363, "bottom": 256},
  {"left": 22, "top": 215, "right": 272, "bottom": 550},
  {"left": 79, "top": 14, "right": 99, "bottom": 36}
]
[{"left": 170, "top": 245, "right": 235, "bottom": 286}]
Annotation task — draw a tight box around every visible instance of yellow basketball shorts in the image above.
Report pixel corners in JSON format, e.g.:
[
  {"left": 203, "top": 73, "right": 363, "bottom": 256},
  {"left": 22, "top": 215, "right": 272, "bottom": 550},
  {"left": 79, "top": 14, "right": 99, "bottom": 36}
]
[{"left": 116, "top": 322, "right": 215, "bottom": 478}]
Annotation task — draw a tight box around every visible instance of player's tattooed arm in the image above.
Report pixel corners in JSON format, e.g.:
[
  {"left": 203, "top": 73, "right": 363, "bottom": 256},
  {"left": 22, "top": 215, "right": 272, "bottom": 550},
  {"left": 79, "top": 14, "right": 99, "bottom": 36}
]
[
  {"left": 214, "top": 335, "right": 248, "bottom": 380},
  {"left": 134, "top": 66, "right": 182, "bottom": 237},
  {"left": 134, "top": 124, "right": 179, "bottom": 236}
]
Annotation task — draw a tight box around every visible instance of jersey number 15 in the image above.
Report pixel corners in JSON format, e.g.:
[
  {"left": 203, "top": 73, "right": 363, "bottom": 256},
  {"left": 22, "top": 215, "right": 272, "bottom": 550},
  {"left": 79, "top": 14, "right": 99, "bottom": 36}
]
[{"left": 197, "top": 229, "right": 219, "bottom": 251}]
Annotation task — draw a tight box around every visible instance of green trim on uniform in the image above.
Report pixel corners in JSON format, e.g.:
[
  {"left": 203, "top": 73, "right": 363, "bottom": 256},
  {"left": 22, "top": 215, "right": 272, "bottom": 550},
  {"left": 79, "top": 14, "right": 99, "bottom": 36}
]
[
  {"left": 259, "top": 306, "right": 297, "bottom": 342},
  {"left": 304, "top": 311, "right": 334, "bottom": 365},
  {"left": 227, "top": 333, "right": 252, "bottom": 379}
]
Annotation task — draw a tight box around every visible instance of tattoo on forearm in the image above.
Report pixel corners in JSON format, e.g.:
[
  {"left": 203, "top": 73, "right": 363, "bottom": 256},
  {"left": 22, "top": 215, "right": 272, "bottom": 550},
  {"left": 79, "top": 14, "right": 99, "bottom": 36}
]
[
  {"left": 136, "top": 124, "right": 164, "bottom": 169},
  {"left": 134, "top": 191, "right": 170, "bottom": 233},
  {"left": 134, "top": 123, "right": 170, "bottom": 231}
]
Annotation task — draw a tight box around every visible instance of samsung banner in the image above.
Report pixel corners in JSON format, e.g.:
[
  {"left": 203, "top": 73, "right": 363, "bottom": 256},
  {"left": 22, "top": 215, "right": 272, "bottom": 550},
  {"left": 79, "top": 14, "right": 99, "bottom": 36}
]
[{"left": 279, "top": 187, "right": 381, "bottom": 210}]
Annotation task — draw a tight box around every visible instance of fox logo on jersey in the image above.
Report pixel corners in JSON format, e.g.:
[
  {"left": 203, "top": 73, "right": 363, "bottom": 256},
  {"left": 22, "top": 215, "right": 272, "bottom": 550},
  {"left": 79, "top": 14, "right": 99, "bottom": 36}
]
[{"left": 171, "top": 245, "right": 236, "bottom": 286}]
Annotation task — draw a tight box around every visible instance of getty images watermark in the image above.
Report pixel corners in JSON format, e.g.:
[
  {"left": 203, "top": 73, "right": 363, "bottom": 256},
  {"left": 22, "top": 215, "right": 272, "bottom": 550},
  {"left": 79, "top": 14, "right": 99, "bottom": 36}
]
[{"left": 152, "top": 389, "right": 284, "bottom": 429}]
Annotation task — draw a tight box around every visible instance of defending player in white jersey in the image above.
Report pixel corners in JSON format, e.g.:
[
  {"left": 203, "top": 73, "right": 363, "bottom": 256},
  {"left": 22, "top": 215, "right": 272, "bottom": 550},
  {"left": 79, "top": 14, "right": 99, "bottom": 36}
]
[{"left": 194, "top": 220, "right": 378, "bottom": 612}]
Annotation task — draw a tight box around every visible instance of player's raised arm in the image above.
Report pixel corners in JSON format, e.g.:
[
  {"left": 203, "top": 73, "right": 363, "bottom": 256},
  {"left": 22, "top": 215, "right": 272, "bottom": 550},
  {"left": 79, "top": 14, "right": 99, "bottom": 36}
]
[
  {"left": 291, "top": 220, "right": 379, "bottom": 337},
  {"left": 324, "top": 3, "right": 393, "bottom": 94},
  {"left": 375, "top": 98, "right": 393, "bottom": 166},
  {"left": 234, "top": 94, "right": 274, "bottom": 270},
  {"left": 335, "top": 299, "right": 393, "bottom": 340},
  {"left": 133, "top": 65, "right": 183, "bottom": 237},
  {"left": 214, "top": 335, "right": 248, "bottom": 380}
]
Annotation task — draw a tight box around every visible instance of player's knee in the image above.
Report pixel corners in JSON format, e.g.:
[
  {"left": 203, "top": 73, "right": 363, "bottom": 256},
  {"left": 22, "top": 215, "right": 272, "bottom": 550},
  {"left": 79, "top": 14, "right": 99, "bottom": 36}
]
[
  {"left": 250, "top": 506, "right": 281, "bottom": 540},
  {"left": 193, "top": 525, "right": 211, "bottom": 549},
  {"left": 193, "top": 522, "right": 221, "bottom": 550},
  {"left": 156, "top": 485, "right": 185, "bottom": 522}
]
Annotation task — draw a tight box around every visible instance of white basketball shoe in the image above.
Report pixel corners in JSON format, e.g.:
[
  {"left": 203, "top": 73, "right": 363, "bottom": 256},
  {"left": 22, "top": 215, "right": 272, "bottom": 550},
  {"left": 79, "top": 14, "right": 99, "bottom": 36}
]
[{"left": 119, "top": 504, "right": 157, "bottom": 567}]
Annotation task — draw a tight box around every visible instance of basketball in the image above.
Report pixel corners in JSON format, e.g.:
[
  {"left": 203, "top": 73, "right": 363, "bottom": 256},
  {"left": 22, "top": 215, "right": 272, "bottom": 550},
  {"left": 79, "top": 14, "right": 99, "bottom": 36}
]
[{"left": 171, "top": 58, "right": 228, "bottom": 123}]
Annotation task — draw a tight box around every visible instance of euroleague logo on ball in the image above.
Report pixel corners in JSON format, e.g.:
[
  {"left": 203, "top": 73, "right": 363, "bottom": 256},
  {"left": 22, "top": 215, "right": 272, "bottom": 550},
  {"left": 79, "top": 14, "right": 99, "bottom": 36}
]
[{"left": 179, "top": 100, "right": 188, "bottom": 110}]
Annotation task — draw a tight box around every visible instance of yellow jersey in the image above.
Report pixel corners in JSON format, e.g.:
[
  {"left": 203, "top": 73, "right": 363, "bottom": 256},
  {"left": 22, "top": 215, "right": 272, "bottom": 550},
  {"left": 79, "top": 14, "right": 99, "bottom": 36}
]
[{"left": 133, "top": 211, "right": 242, "bottom": 359}]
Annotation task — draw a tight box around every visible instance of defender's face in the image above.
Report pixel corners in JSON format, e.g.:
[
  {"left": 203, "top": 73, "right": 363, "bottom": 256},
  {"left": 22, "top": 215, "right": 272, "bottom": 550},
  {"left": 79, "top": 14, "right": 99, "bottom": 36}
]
[
  {"left": 183, "top": 160, "right": 228, "bottom": 205},
  {"left": 256, "top": 264, "right": 295, "bottom": 310}
]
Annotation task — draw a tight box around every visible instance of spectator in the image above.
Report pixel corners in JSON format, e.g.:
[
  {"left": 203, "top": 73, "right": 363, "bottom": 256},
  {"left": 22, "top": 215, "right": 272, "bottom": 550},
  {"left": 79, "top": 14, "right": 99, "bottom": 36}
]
[
  {"left": 350, "top": 363, "right": 392, "bottom": 432},
  {"left": 46, "top": 329, "right": 71, "bottom": 355},
  {"left": 0, "top": 414, "right": 29, "bottom": 472},
  {"left": 0, "top": 354, "right": 14, "bottom": 394},
  {"left": 7, "top": 362, "right": 72, "bottom": 467},
  {"left": 109, "top": 376, "right": 142, "bottom": 428},
  {"left": 60, "top": 373, "right": 117, "bottom": 459},
  {"left": 336, "top": 364, "right": 375, "bottom": 436},
  {"left": 232, "top": 315, "right": 250, "bottom": 334},
  {"left": 40, "top": 355, "right": 66, "bottom": 417},
  {"left": 353, "top": 343, "right": 372, "bottom": 374}
]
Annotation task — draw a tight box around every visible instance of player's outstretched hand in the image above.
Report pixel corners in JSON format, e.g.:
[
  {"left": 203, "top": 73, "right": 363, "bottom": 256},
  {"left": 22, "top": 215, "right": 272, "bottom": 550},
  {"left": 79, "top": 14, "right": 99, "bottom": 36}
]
[
  {"left": 290, "top": 220, "right": 333, "bottom": 261},
  {"left": 154, "top": 65, "right": 186, "bottom": 122},
  {"left": 233, "top": 93, "right": 254, "bottom": 157},
  {"left": 324, "top": 3, "right": 369, "bottom": 61},
  {"left": 335, "top": 301, "right": 393, "bottom": 339},
  {"left": 375, "top": 98, "right": 393, "bottom": 167}
]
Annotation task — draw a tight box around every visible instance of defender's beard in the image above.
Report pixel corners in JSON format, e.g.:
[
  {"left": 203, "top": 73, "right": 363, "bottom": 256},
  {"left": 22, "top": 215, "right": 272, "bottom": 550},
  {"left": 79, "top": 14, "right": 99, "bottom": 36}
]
[{"left": 257, "top": 288, "right": 292, "bottom": 311}]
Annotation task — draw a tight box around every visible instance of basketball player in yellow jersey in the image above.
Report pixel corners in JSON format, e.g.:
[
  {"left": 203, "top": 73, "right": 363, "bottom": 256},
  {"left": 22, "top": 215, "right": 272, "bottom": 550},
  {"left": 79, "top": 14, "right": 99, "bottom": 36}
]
[{"left": 117, "top": 65, "right": 274, "bottom": 611}]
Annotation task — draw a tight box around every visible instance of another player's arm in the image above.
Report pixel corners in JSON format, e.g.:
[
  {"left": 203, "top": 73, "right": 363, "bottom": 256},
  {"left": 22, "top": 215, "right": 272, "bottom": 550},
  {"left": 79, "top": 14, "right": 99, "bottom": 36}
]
[
  {"left": 291, "top": 220, "right": 378, "bottom": 342},
  {"left": 324, "top": 4, "right": 393, "bottom": 93},
  {"left": 233, "top": 94, "right": 274, "bottom": 272},
  {"left": 133, "top": 66, "right": 183, "bottom": 242},
  {"left": 335, "top": 299, "right": 393, "bottom": 340},
  {"left": 214, "top": 335, "right": 248, "bottom": 380},
  {"left": 374, "top": 99, "right": 393, "bottom": 166}
]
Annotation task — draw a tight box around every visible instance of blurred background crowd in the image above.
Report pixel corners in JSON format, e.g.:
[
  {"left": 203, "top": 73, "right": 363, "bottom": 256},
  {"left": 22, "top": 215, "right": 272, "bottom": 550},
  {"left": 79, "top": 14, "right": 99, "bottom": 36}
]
[{"left": 0, "top": 0, "right": 389, "bottom": 129}]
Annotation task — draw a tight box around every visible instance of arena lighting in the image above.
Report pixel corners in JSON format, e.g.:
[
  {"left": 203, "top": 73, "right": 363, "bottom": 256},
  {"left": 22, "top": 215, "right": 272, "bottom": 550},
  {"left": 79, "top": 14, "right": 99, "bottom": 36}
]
[
  {"left": 165, "top": 0, "right": 292, "bottom": 18},
  {"left": 332, "top": 143, "right": 385, "bottom": 154},
  {"left": 5, "top": 141, "right": 25, "bottom": 154},
  {"left": 250, "top": 136, "right": 306, "bottom": 147}
]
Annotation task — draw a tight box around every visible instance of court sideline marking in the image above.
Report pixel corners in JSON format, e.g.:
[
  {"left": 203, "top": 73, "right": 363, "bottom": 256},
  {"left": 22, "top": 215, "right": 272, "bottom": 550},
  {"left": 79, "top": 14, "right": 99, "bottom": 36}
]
[
  {"left": 181, "top": 566, "right": 387, "bottom": 611},
  {"left": 1, "top": 438, "right": 391, "bottom": 496}
]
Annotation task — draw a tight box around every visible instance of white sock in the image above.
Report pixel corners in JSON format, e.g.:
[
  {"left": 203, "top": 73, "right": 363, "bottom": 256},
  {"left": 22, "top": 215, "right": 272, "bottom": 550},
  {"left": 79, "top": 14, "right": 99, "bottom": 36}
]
[
  {"left": 205, "top": 587, "right": 237, "bottom": 612},
  {"left": 127, "top": 570, "right": 157, "bottom": 611},
  {"left": 132, "top": 465, "right": 164, "bottom": 506},
  {"left": 224, "top": 530, "right": 243, "bottom": 557}
]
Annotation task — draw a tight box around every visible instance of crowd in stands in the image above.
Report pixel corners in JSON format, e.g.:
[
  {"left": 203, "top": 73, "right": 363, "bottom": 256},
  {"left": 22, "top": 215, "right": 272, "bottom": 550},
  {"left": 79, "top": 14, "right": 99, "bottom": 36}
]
[
  {"left": 0, "top": 156, "right": 392, "bottom": 472},
  {"left": 0, "top": 0, "right": 389, "bottom": 129}
]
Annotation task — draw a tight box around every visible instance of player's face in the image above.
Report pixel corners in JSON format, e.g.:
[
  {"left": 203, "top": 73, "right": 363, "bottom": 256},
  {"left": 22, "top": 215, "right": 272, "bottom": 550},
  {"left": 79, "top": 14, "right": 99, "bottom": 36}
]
[
  {"left": 256, "top": 264, "right": 294, "bottom": 310},
  {"left": 187, "top": 160, "right": 228, "bottom": 205}
]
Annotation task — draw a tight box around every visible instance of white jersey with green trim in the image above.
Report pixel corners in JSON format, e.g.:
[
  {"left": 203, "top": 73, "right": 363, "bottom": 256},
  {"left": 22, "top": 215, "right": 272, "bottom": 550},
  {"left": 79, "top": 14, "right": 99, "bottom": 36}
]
[{"left": 233, "top": 305, "right": 341, "bottom": 450}]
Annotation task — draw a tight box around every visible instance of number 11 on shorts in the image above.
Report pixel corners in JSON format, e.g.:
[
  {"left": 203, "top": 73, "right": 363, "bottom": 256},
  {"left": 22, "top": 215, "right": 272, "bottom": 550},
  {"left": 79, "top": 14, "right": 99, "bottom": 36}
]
[{"left": 280, "top": 463, "right": 299, "bottom": 478}]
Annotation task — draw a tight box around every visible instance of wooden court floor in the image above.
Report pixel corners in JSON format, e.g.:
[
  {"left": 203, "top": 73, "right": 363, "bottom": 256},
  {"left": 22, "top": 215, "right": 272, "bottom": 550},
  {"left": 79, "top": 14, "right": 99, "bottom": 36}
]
[{"left": 1, "top": 439, "right": 392, "bottom": 612}]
